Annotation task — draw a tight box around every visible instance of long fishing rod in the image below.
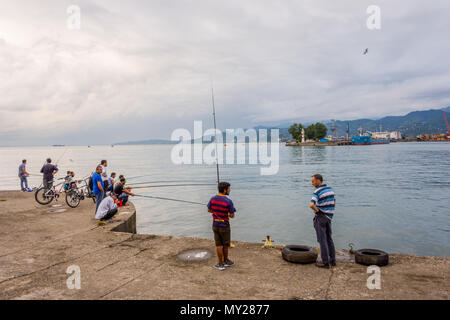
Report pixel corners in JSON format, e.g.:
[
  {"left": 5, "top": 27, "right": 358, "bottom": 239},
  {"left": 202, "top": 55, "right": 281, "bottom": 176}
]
[
  {"left": 130, "top": 183, "right": 215, "bottom": 189},
  {"left": 128, "top": 180, "right": 213, "bottom": 186},
  {"left": 211, "top": 81, "right": 220, "bottom": 185},
  {"left": 134, "top": 194, "right": 206, "bottom": 206}
]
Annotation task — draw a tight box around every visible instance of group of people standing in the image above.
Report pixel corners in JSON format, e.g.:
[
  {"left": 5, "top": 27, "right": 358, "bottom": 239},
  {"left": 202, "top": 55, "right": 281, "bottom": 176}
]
[{"left": 207, "top": 174, "right": 336, "bottom": 271}]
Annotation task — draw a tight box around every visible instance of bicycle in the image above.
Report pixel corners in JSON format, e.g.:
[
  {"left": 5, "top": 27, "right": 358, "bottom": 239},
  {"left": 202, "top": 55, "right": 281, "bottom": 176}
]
[
  {"left": 66, "top": 178, "right": 98, "bottom": 207},
  {"left": 34, "top": 179, "right": 65, "bottom": 205}
]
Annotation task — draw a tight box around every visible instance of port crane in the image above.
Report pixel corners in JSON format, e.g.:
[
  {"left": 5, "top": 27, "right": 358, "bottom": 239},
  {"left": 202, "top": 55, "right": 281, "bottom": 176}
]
[{"left": 443, "top": 110, "right": 450, "bottom": 135}]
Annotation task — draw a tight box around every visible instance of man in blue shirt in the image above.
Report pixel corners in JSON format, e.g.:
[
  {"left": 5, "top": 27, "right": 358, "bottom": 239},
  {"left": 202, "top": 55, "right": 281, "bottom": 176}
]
[
  {"left": 18, "top": 159, "right": 31, "bottom": 192},
  {"left": 92, "top": 165, "right": 104, "bottom": 214},
  {"left": 309, "top": 174, "right": 336, "bottom": 268}
]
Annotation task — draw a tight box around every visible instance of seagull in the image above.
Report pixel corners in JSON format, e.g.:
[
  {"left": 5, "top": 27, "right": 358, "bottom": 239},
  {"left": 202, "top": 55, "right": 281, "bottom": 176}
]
[{"left": 363, "top": 48, "right": 368, "bottom": 55}]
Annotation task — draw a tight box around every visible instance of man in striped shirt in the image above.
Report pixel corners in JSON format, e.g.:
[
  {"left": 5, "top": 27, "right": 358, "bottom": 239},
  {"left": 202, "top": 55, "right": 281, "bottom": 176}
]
[
  {"left": 207, "top": 182, "right": 236, "bottom": 271},
  {"left": 310, "top": 174, "right": 336, "bottom": 268}
]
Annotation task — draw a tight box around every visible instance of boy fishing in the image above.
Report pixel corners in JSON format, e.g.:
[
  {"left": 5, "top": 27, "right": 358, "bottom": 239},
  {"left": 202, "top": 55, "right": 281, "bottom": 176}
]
[{"left": 207, "top": 181, "right": 236, "bottom": 271}]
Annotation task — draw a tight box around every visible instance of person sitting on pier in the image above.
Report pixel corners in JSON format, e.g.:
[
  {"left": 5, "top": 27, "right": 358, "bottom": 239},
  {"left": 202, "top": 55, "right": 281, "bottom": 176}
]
[
  {"left": 95, "top": 192, "right": 119, "bottom": 221},
  {"left": 113, "top": 177, "right": 134, "bottom": 206},
  {"left": 107, "top": 172, "right": 116, "bottom": 192}
]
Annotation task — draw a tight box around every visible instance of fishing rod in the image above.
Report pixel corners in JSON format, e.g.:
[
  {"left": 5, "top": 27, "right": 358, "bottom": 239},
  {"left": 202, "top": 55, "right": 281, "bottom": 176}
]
[
  {"left": 129, "top": 183, "right": 216, "bottom": 189},
  {"left": 134, "top": 194, "right": 206, "bottom": 206},
  {"left": 211, "top": 81, "right": 220, "bottom": 185},
  {"left": 128, "top": 180, "right": 213, "bottom": 186}
]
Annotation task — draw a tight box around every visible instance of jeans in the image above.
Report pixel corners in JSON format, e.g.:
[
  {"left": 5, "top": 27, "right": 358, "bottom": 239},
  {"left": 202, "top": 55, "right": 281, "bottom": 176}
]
[
  {"left": 43, "top": 179, "right": 53, "bottom": 190},
  {"left": 95, "top": 191, "right": 104, "bottom": 213},
  {"left": 118, "top": 193, "right": 129, "bottom": 205},
  {"left": 20, "top": 175, "right": 28, "bottom": 190},
  {"left": 313, "top": 213, "right": 336, "bottom": 265}
]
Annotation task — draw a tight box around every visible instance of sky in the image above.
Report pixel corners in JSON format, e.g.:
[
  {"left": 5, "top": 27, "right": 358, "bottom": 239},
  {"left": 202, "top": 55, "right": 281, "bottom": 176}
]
[{"left": 0, "top": 0, "right": 449, "bottom": 146}]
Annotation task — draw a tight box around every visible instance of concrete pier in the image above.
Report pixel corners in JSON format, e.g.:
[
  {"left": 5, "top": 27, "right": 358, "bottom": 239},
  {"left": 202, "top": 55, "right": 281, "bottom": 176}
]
[{"left": 0, "top": 191, "right": 448, "bottom": 300}]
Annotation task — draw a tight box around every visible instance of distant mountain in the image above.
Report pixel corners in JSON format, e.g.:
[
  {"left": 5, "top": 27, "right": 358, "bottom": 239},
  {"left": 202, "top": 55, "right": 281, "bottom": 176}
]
[
  {"left": 116, "top": 139, "right": 177, "bottom": 145},
  {"left": 116, "top": 107, "right": 449, "bottom": 145}
]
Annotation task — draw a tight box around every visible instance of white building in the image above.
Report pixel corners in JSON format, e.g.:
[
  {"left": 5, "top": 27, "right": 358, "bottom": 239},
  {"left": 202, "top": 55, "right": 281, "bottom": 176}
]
[{"left": 371, "top": 131, "right": 403, "bottom": 140}]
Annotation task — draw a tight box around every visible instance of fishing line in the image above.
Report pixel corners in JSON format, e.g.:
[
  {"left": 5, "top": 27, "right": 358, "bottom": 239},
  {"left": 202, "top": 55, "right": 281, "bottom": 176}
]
[{"left": 134, "top": 194, "right": 206, "bottom": 206}]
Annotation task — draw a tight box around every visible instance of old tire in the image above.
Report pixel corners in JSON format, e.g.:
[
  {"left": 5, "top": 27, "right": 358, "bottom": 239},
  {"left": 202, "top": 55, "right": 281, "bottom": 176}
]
[
  {"left": 355, "top": 249, "right": 389, "bottom": 266},
  {"left": 282, "top": 245, "right": 318, "bottom": 264}
]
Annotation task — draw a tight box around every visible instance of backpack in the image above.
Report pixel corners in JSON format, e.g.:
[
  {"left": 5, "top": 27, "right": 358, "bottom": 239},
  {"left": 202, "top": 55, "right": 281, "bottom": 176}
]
[{"left": 88, "top": 176, "right": 93, "bottom": 191}]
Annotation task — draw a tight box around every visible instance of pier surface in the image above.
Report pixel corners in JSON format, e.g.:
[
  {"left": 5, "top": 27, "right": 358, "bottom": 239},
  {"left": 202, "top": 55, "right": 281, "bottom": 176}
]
[{"left": 0, "top": 191, "right": 448, "bottom": 300}]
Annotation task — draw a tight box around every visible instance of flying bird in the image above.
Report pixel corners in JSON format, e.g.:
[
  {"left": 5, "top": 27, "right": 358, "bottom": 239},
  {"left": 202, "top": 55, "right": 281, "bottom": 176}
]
[{"left": 363, "top": 48, "right": 368, "bottom": 55}]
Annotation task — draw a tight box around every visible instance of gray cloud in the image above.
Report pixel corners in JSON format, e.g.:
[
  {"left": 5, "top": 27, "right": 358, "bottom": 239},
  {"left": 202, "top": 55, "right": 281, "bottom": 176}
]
[{"left": 0, "top": 0, "right": 449, "bottom": 146}]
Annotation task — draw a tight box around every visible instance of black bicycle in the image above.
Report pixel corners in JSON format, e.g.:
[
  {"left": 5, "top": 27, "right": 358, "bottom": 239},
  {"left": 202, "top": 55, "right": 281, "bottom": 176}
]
[{"left": 65, "top": 178, "right": 96, "bottom": 208}]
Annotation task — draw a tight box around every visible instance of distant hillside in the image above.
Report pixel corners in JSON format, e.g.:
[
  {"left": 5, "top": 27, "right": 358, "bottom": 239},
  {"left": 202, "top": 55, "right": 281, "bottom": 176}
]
[
  {"left": 277, "top": 107, "right": 449, "bottom": 140},
  {"left": 116, "top": 139, "right": 177, "bottom": 145},
  {"left": 326, "top": 107, "right": 449, "bottom": 138},
  {"left": 116, "top": 107, "right": 449, "bottom": 145}
]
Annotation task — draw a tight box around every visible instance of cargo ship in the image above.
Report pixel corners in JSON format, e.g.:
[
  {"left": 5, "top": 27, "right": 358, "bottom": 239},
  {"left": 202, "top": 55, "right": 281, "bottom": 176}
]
[{"left": 351, "top": 135, "right": 390, "bottom": 145}]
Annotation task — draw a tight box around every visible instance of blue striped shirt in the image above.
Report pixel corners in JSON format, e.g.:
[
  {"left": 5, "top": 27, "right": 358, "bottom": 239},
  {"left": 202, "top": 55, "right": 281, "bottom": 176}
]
[{"left": 311, "top": 184, "right": 335, "bottom": 218}]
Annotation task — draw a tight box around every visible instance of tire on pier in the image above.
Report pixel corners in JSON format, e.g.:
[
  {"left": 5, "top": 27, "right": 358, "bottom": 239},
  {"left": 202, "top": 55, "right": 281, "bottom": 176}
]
[
  {"left": 282, "top": 245, "right": 318, "bottom": 264},
  {"left": 355, "top": 249, "right": 389, "bottom": 266}
]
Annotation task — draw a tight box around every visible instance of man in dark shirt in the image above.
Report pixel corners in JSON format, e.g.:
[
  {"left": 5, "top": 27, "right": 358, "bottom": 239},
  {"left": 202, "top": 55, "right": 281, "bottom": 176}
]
[
  {"left": 207, "top": 182, "right": 236, "bottom": 271},
  {"left": 40, "top": 158, "right": 58, "bottom": 190},
  {"left": 113, "top": 177, "right": 134, "bottom": 205}
]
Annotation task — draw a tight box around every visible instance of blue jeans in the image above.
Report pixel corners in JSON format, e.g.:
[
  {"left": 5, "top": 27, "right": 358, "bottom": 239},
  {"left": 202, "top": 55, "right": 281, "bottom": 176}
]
[
  {"left": 95, "top": 191, "right": 104, "bottom": 213},
  {"left": 313, "top": 213, "right": 336, "bottom": 265},
  {"left": 118, "top": 193, "right": 129, "bottom": 205},
  {"left": 20, "top": 176, "right": 28, "bottom": 190}
]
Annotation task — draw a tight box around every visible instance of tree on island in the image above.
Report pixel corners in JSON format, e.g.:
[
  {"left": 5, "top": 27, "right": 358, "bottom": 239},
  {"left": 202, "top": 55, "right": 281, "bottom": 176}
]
[
  {"left": 289, "top": 122, "right": 327, "bottom": 141},
  {"left": 288, "top": 123, "right": 304, "bottom": 142}
]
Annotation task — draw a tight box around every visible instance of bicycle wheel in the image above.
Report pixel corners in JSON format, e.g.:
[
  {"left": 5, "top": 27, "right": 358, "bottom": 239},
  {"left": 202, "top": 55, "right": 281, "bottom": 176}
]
[
  {"left": 35, "top": 187, "right": 54, "bottom": 205},
  {"left": 66, "top": 191, "right": 80, "bottom": 208}
]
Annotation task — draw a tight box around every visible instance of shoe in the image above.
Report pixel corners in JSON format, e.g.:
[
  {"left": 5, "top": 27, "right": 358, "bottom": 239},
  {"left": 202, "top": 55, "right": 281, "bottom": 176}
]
[
  {"left": 315, "top": 262, "right": 330, "bottom": 268},
  {"left": 214, "top": 263, "right": 226, "bottom": 271},
  {"left": 26, "top": 188, "right": 32, "bottom": 192},
  {"left": 224, "top": 259, "right": 235, "bottom": 267},
  {"left": 331, "top": 262, "right": 336, "bottom": 267}
]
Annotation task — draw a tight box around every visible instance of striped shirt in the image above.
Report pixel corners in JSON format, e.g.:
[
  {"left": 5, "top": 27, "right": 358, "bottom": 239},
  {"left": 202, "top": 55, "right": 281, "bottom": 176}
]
[
  {"left": 207, "top": 194, "right": 236, "bottom": 227},
  {"left": 311, "top": 184, "right": 336, "bottom": 219}
]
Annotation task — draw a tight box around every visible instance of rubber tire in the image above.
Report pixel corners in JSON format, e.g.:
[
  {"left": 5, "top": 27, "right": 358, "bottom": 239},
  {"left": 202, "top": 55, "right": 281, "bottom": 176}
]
[
  {"left": 355, "top": 249, "right": 389, "bottom": 266},
  {"left": 65, "top": 191, "right": 80, "bottom": 208},
  {"left": 282, "top": 245, "right": 318, "bottom": 264},
  {"left": 35, "top": 187, "right": 54, "bottom": 205}
]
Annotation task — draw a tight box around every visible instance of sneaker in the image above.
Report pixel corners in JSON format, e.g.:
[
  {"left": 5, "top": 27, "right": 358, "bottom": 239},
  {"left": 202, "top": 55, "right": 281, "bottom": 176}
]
[
  {"left": 214, "top": 263, "right": 226, "bottom": 271},
  {"left": 315, "top": 262, "right": 330, "bottom": 268},
  {"left": 224, "top": 259, "right": 235, "bottom": 267},
  {"left": 26, "top": 188, "right": 32, "bottom": 192}
]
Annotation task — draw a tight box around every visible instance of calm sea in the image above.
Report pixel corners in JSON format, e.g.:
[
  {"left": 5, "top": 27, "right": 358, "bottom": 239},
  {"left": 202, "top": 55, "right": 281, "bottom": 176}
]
[{"left": 0, "top": 142, "right": 449, "bottom": 257}]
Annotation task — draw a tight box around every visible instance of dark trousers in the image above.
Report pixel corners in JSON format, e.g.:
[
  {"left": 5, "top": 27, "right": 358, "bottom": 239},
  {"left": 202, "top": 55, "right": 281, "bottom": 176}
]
[
  {"left": 118, "top": 193, "right": 129, "bottom": 205},
  {"left": 313, "top": 213, "right": 336, "bottom": 265},
  {"left": 101, "top": 208, "right": 118, "bottom": 221}
]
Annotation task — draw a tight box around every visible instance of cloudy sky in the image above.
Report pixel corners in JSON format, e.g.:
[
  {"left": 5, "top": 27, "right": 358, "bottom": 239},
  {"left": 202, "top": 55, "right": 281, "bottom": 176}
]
[{"left": 1, "top": 0, "right": 449, "bottom": 146}]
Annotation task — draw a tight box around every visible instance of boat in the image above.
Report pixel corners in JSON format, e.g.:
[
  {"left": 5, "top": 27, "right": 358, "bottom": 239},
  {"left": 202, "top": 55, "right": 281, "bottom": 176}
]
[{"left": 351, "top": 136, "right": 390, "bottom": 145}]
